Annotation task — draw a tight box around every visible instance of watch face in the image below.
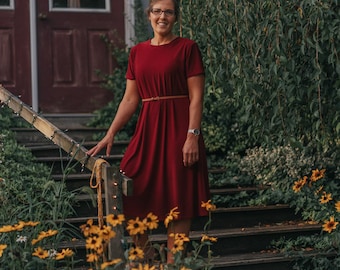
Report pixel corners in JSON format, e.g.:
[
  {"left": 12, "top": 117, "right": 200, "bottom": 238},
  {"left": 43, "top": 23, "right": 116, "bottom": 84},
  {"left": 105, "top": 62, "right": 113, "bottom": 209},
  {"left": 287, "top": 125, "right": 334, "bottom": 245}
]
[{"left": 193, "top": 129, "right": 200, "bottom": 135}]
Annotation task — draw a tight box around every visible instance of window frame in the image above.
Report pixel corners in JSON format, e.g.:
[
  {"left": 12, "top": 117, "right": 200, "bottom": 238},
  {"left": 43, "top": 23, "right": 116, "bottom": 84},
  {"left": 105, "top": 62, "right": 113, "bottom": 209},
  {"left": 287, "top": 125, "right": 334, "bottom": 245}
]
[
  {"left": 0, "top": 0, "right": 14, "bottom": 10},
  {"left": 49, "top": 0, "right": 111, "bottom": 13}
]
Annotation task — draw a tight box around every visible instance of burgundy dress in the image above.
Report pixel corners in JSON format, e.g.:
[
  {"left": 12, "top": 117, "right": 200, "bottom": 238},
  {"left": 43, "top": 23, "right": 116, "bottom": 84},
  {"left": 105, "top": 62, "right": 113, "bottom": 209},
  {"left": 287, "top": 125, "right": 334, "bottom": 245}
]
[{"left": 121, "top": 37, "right": 210, "bottom": 221}]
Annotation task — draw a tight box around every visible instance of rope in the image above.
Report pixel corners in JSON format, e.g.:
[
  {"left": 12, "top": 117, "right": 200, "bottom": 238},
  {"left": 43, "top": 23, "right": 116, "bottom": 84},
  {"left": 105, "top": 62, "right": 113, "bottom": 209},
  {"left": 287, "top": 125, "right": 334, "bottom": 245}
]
[{"left": 90, "top": 158, "right": 109, "bottom": 228}]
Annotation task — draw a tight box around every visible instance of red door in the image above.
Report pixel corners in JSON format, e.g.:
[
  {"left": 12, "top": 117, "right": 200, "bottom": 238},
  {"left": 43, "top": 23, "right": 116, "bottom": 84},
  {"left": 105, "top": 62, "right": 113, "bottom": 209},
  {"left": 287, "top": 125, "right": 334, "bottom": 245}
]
[
  {"left": 36, "top": 0, "right": 125, "bottom": 113},
  {"left": 0, "top": 1, "right": 32, "bottom": 105}
]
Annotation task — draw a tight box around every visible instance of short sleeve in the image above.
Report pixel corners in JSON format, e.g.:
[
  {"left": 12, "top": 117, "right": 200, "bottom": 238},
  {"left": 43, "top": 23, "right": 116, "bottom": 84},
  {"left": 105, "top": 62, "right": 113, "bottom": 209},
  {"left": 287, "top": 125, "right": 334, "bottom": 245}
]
[
  {"left": 126, "top": 46, "right": 136, "bottom": 80},
  {"left": 186, "top": 42, "right": 205, "bottom": 78}
]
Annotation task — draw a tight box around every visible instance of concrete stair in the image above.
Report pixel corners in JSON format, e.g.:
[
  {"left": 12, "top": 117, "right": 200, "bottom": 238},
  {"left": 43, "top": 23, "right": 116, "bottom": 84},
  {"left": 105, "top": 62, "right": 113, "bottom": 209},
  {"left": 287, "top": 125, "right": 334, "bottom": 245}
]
[{"left": 12, "top": 114, "right": 322, "bottom": 270}]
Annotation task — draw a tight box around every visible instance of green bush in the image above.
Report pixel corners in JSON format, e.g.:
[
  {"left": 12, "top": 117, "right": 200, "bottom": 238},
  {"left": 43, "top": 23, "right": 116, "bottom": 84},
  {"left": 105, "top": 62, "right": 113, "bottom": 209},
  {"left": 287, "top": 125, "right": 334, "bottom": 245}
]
[{"left": 0, "top": 109, "right": 79, "bottom": 269}]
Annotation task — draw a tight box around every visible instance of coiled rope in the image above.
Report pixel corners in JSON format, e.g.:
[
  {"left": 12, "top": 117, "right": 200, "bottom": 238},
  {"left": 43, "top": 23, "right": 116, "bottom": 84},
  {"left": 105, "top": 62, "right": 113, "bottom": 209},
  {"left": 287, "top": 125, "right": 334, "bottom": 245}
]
[{"left": 90, "top": 158, "right": 109, "bottom": 228}]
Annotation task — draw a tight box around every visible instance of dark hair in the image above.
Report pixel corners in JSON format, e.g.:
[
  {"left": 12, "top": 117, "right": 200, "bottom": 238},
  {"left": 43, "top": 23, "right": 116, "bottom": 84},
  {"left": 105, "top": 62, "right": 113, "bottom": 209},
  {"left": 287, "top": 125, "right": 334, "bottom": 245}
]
[{"left": 146, "top": 0, "right": 180, "bottom": 21}]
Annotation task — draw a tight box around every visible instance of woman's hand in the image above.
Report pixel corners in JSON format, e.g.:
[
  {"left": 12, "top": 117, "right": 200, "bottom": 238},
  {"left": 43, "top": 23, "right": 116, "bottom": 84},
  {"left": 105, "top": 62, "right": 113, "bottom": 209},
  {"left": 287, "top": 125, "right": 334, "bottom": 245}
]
[
  {"left": 86, "top": 133, "right": 115, "bottom": 157},
  {"left": 182, "top": 134, "right": 199, "bottom": 167}
]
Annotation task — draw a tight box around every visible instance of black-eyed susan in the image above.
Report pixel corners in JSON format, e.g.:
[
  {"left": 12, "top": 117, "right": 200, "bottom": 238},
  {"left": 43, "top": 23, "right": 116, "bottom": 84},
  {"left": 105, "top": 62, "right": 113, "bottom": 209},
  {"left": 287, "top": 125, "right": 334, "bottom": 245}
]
[
  {"left": 164, "top": 207, "right": 180, "bottom": 228},
  {"left": 323, "top": 216, "right": 338, "bottom": 233},
  {"left": 106, "top": 214, "right": 125, "bottom": 227},
  {"left": 170, "top": 233, "right": 190, "bottom": 246},
  {"left": 201, "top": 200, "right": 217, "bottom": 211},
  {"left": 80, "top": 219, "right": 100, "bottom": 237},
  {"left": 292, "top": 176, "right": 307, "bottom": 193},
  {"left": 130, "top": 263, "right": 156, "bottom": 270},
  {"left": 32, "top": 247, "right": 49, "bottom": 259},
  {"left": 201, "top": 233, "right": 218, "bottom": 243},
  {"left": 86, "top": 236, "right": 103, "bottom": 250},
  {"left": 32, "top": 229, "right": 58, "bottom": 245},
  {"left": 335, "top": 201, "right": 340, "bottom": 212},
  {"left": 0, "top": 225, "right": 16, "bottom": 233},
  {"left": 126, "top": 217, "right": 147, "bottom": 236},
  {"left": 101, "top": 258, "right": 122, "bottom": 269},
  {"left": 0, "top": 244, "right": 7, "bottom": 257},
  {"left": 55, "top": 248, "right": 74, "bottom": 260},
  {"left": 24, "top": 221, "right": 40, "bottom": 227},
  {"left": 310, "top": 168, "right": 326, "bottom": 182},
  {"left": 128, "top": 246, "right": 144, "bottom": 261},
  {"left": 98, "top": 225, "right": 116, "bottom": 241},
  {"left": 170, "top": 241, "right": 185, "bottom": 254},
  {"left": 143, "top": 212, "right": 159, "bottom": 230},
  {"left": 87, "top": 252, "right": 100, "bottom": 262},
  {"left": 319, "top": 192, "right": 332, "bottom": 204}
]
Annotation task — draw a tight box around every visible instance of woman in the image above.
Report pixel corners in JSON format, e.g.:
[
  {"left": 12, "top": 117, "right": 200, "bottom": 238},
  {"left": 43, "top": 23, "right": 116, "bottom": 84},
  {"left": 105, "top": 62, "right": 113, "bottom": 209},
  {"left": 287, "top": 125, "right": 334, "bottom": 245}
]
[{"left": 87, "top": 0, "right": 210, "bottom": 263}]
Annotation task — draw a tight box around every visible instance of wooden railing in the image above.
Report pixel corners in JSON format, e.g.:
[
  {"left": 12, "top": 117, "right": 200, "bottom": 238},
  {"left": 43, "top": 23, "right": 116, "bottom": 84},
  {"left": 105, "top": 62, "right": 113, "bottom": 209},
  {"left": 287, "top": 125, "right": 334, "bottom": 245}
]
[{"left": 0, "top": 85, "right": 131, "bottom": 267}]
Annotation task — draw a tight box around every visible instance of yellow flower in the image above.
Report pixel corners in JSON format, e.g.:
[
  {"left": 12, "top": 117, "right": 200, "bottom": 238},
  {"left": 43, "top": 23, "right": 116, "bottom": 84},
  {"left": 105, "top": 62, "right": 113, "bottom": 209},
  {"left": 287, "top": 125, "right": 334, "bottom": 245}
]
[
  {"left": 319, "top": 192, "right": 332, "bottom": 204},
  {"left": 170, "top": 241, "right": 185, "bottom": 254},
  {"left": 310, "top": 169, "right": 326, "bottom": 182},
  {"left": 101, "top": 258, "right": 122, "bottom": 269},
  {"left": 143, "top": 213, "right": 159, "bottom": 230},
  {"left": 32, "top": 229, "right": 58, "bottom": 245},
  {"left": 24, "top": 221, "right": 40, "bottom": 227},
  {"left": 0, "top": 244, "right": 7, "bottom": 257},
  {"left": 126, "top": 217, "right": 147, "bottom": 236},
  {"left": 87, "top": 252, "right": 100, "bottom": 262},
  {"left": 130, "top": 263, "right": 156, "bottom": 270},
  {"left": 106, "top": 214, "right": 125, "bottom": 227},
  {"left": 201, "top": 234, "right": 218, "bottom": 243},
  {"left": 55, "top": 248, "right": 74, "bottom": 260},
  {"left": 201, "top": 200, "right": 217, "bottom": 211},
  {"left": 80, "top": 219, "right": 100, "bottom": 237},
  {"left": 0, "top": 225, "right": 15, "bottom": 233},
  {"left": 86, "top": 236, "right": 103, "bottom": 250},
  {"left": 98, "top": 225, "right": 116, "bottom": 241},
  {"left": 292, "top": 176, "right": 307, "bottom": 193},
  {"left": 32, "top": 247, "right": 49, "bottom": 259},
  {"left": 12, "top": 221, "right": 26, "bottom": 231},
  {"left": 128, "top": 246, "right": 144, "bottom": 261},
  {"left": 164, "top": 207, "right": 180, "bottom": 228},
  {"left": 323, "top": 216, "right": 338, "bottom": 233},
  {"left": 170, "top": 233, "right": 190, "bottom": 246},
  {"left": 335, "top": 201, "right": 340, "bottom": 212}
]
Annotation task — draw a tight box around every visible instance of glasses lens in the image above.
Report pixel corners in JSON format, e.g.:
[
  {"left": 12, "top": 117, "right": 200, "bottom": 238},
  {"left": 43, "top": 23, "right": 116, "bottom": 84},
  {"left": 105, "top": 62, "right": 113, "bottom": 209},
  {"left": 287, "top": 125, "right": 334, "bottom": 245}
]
[
  {"left": 164, "top": 10, "right": 175, "bottom": 16},
  {"left": 151, "top": 8, "right": 162, "bottom": 15}
]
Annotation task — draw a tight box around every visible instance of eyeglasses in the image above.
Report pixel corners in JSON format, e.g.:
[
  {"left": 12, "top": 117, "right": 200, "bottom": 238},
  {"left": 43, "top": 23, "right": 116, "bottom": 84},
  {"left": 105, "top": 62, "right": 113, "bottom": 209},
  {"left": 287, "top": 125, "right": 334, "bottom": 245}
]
[{"left": 150, "top": 8, "right": 175, "bottom": 17}]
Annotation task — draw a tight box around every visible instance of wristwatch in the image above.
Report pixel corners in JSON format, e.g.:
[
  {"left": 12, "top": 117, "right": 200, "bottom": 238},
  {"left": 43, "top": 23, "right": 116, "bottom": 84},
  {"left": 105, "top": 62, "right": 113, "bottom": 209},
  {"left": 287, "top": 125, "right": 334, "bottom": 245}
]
[{"left": 188, "top": 129, "right": 200, "bottom": 136}]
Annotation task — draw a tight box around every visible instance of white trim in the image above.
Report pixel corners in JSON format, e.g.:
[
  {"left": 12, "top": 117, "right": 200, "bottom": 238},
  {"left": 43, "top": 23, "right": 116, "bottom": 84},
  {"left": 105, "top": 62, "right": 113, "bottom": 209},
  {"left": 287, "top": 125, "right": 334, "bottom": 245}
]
[
  {"left": 49, "top": 0, "right": 110, "bottom": 13},
  {"left": 29, "top": 0, "right": 38, "bottom": 111},
  {"left": 0, "top": 0, "right": 14, "bottom": 10},
  {"left": 124, "top": 0, "right": 135, "bottom": 47}
]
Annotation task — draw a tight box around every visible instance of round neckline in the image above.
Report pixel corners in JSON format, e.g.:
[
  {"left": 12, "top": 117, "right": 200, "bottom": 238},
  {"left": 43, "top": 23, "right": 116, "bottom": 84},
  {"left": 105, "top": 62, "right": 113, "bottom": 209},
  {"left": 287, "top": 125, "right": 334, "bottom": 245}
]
[{"left": 149, "top": 36, "right": 180, "bottom": 47}]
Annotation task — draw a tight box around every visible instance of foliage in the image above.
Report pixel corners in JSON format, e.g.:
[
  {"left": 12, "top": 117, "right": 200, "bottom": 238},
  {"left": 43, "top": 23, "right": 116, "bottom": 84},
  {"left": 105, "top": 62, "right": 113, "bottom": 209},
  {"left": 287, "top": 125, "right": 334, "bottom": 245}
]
[
  {"left": 240, "top": 143, "right": 340, "bottom": 268},
  {"left": 179, "top": 0, "right": 339, "bottom": 154},
  {"left": 271, "top": 165, "right": 340, "bottom": 268},
  {"left": 0, "top": 108, "right": 80, "bottom": 269}
]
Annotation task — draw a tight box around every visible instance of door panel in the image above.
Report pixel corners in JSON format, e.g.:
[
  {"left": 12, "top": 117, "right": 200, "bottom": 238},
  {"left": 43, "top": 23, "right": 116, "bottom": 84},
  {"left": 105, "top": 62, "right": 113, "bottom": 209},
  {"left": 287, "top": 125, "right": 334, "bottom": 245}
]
[
  {"left": 0, "top": 1, "right": 31, "bottom": 105},
  {"left": 37, "top": 0, "right": 124, "bottom": 113}
]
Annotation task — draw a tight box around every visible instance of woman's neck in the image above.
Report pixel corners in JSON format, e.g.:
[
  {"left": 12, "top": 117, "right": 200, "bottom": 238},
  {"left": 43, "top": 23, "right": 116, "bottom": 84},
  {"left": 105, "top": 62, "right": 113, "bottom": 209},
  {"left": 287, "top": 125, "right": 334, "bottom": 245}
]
[{"left": 151, "top": 34, "right": 177, "bottom": 46}]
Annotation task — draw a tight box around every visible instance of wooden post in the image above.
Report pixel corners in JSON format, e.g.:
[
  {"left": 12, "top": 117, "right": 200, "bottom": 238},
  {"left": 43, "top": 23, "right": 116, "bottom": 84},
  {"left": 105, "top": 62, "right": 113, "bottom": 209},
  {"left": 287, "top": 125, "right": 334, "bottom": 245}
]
[{"left": 103, "top": 166, "right": 126, "bottom": 267}]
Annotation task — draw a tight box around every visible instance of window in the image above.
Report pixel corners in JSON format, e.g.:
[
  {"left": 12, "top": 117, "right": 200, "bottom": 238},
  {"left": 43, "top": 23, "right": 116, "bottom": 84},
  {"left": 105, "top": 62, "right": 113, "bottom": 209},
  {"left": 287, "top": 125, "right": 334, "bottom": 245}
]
[
  {"left": 50, "top": 0, "right": 110, "bottom": 12},
  {"left": 0, "top": 0, "right": 14, "bottom": 10}
]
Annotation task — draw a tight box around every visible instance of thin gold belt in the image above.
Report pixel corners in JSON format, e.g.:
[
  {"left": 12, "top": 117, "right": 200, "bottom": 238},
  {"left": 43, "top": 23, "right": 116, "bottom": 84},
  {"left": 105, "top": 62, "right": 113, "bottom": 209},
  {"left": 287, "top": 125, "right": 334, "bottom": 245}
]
[{"left": 142, "top": 95, "right": 188, "bottom": 102}]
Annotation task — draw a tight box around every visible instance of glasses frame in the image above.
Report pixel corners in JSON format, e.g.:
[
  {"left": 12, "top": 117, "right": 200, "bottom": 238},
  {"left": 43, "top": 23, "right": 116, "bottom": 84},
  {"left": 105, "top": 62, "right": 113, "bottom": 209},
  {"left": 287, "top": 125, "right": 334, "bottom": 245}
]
[{"left": 150, "top": 8, "right": 175, "bottom": 17}]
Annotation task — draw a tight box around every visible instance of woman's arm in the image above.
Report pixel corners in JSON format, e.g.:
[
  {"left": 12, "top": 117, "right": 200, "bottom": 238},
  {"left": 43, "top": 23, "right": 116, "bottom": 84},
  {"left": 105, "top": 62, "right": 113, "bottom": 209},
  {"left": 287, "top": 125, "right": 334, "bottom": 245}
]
[
  {"left": 87, "top": 79, "right": 140, "bottom": 156},
  {"left": 182, "top": 75, "right": 205, "bottom": 167}
]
